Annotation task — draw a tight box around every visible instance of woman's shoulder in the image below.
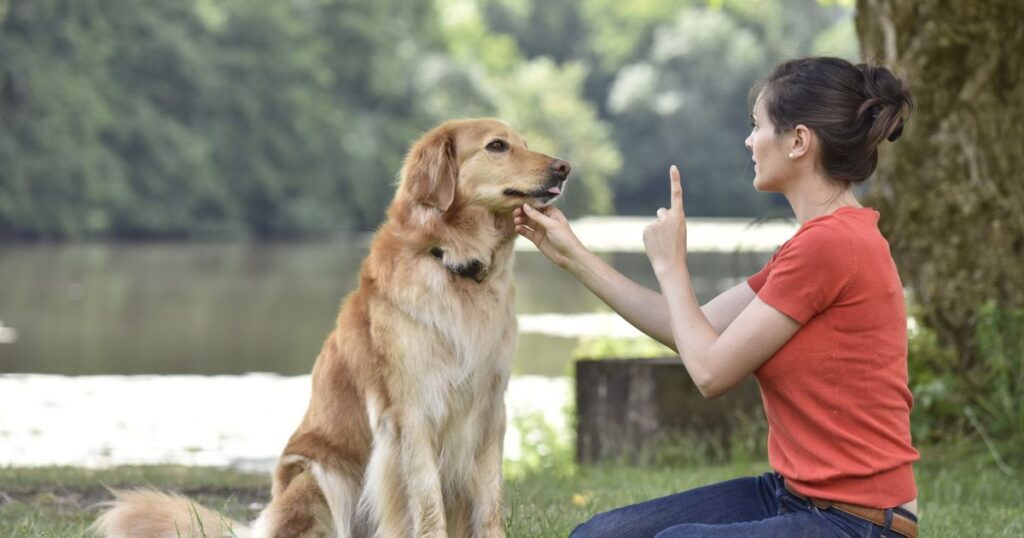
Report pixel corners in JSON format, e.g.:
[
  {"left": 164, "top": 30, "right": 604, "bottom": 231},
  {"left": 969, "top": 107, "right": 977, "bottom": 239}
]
[
  {"left": 790, "top": 207, "right": 881, "bottom": 247},
  {"left": 771, "top": 208, "right": 885, "bottom": 277}
]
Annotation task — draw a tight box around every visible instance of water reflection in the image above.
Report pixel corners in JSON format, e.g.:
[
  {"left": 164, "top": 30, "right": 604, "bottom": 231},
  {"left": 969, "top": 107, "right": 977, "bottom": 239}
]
[{"left": 0, "top": 239, "right": 773, "bottom": 376}]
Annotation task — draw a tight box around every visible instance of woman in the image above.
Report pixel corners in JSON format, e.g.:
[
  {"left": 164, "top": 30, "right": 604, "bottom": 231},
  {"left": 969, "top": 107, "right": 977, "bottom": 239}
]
[{"left": 514, "top": 57, "right": 919, "bottom": 537}]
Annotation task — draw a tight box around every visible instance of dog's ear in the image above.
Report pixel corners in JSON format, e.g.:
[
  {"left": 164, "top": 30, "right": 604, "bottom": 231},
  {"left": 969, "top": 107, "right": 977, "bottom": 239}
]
[{"left": 401, "top": 127, "right": 457, "bottom": 212}]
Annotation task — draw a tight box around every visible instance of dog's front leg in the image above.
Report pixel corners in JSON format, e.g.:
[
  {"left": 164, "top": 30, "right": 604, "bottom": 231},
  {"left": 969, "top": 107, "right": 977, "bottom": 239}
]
[
  {"left": 469, "top": 403, "right": 506, "bottom": 538},
  {"left": 400, "top": 416, "right": 447, "bottom": 537},
  {"left": 359, "top": 409, "right": 408, "bottom": 538}
]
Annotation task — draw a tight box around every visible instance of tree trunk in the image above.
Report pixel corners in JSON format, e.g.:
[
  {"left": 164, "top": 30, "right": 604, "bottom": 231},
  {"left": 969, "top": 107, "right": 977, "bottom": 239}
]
[
  {"left": 575, "top": 358, "right": 763, "bottom": 464},
  {"left": 855, "top": 0, "right": 1024, "bottom": 365}
]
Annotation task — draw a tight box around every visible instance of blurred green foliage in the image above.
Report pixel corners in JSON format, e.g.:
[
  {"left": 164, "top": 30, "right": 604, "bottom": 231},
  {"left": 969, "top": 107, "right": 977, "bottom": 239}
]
[
  {"left": 909, "top": 302, "right": 1024, "bottom": 461},
  {"left": 0, "top": 0, "right": 855, "bottom": 239},
  {"left": 571, "top": 334, "right": 675, "bottom": 360}
]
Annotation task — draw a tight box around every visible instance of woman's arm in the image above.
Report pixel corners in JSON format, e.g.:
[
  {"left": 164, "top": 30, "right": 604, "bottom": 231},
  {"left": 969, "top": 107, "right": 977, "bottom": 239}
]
[
  {"left": 514, "top": 204, "right": 757, "bottom": 349},
  {"left": 567, "top": 249, "right": 756, "bottom": 348},
  {"left": 657, "top": 271, "right": 799, "bottom": 398},
  {"left": 644, "top": 166, "right": 800, "bottom": 398}
]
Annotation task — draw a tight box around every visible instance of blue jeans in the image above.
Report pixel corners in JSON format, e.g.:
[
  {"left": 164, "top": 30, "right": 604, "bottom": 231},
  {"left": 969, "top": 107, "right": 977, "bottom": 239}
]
[{"left": 570, "top": 472, "right": 917, "bottom": 537}]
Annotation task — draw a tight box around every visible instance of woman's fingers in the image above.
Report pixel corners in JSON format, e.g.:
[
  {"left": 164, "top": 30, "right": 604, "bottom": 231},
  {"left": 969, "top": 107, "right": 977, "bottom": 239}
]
[
  {"left": 516, "top": 222, "right": 538, "bottom": 241},
  {"left": 542, "top": 204, "right": 569, "bottom": 223},
  {"left": 520, "top": 203, "right": 568, "bottom": 228},
  {"left": 518, "top": 203, "right": 577, "bottom": 267},
  {"left": 669, "top": 165, "right": 684, "bottom": 214},
  {"left": 522, "top": 203, "right": 560, "bottom": 227},
  {"left": 514, "top": 207, "right": 540, "bottom": 234}
]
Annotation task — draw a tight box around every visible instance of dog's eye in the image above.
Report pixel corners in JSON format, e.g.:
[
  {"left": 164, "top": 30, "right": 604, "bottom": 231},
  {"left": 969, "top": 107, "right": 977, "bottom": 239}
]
[{"left": 486, "top": 139, "right": 509, "bottom": 152}]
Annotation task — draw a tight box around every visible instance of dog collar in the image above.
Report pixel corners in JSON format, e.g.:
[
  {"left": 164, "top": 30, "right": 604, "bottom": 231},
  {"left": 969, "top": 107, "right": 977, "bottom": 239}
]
[{"left": 431, "top": 247, "right": 488, "bottom": 283}]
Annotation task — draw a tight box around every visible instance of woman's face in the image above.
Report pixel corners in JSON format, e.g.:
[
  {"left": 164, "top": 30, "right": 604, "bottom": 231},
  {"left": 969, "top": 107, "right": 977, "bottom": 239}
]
[{"left": 744, "top": 95, "right": 793, "bottom": 192}]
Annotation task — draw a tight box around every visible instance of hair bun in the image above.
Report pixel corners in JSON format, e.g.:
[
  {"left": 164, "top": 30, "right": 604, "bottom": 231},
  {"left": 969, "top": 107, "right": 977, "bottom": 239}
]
[
  {"left": 752, "top": 57, "right": 914, "bottom": 184},
  {"left": 886, "top": 122, "right": 904, "bottom": 142},
  {"left": 857, "top": 63, "right": 913, "bottom": 147}
]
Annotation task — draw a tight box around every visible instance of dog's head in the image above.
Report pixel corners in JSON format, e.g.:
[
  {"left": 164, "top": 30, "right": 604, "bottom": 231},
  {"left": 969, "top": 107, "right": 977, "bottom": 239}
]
[{"left": 398, "top": 118, "right": 570, "bottom": 214}]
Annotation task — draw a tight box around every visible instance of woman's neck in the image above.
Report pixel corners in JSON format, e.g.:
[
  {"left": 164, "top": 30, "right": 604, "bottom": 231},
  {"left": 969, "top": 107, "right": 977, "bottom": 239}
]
[{"left": 784, "top": 174, "right": 862, "bottom": 225}]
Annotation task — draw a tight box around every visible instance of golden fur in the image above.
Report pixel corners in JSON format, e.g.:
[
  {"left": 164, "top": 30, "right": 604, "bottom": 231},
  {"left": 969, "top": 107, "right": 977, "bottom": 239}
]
[{"left": 92, "top": 118, "right": 570, "bottom": 538}]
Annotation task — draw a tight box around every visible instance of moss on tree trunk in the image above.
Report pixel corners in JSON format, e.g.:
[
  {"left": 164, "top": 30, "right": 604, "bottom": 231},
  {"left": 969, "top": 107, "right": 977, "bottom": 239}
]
[{"left": 855, "top": 0, "right": 1024, "bottom": 366}]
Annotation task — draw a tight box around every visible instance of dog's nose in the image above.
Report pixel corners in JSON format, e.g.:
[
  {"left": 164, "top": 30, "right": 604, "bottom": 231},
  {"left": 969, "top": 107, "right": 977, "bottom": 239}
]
[{"left": 549, "top": 159, "right": 571, "bottom": 180}]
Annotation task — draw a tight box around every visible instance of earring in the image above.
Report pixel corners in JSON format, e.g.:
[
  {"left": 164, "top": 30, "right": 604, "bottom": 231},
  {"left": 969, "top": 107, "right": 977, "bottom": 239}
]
[{"left": 788, "top": 152, "right": 794, "bottom": 159}]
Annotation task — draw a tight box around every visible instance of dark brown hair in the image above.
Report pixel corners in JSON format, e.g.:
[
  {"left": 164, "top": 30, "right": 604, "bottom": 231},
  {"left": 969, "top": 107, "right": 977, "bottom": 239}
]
[{"left": 750, "top": 57, "right": 913, "bottom": 183}]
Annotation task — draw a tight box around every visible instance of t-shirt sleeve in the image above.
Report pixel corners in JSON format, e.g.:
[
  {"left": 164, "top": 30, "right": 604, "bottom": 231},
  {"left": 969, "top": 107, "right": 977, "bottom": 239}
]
[
  {"left": 746, "top": 252, "right": 775, "bottom": 293},
  {"left": 755, "top": 223, "right": 856, "bottom": 324}
]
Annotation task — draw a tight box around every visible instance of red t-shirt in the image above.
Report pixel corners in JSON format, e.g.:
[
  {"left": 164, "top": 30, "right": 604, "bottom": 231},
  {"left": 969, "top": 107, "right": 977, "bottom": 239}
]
[{"left": 747, "top": 206, "right": 919, "bottom": 508}]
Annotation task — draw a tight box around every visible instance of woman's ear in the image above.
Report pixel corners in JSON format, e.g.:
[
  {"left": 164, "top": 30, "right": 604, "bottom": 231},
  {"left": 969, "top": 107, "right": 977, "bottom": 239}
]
[
  {"left": 789, "top": 125, "right": 813, "bottom": 160},
  {"left": 400, "top": 127, "right": 457, "bottom": 211}
]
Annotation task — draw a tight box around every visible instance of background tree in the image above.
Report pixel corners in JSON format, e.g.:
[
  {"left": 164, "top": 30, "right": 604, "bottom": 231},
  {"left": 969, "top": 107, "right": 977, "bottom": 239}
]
[
  {"left": 857, "top": 0, "right": 1024, "bottom": 444},
  {"left": 1, "top": 0, "right": 138, "bottom": 238},
  {"left": 0, "top": 0, "right": 858, "bottom": 238},
  {"left": 856, "top": 0, "right": 1024, "bottom": 364},
  {"left": 600, "top": 0, "right": 855, "bottom": 216},
  {"left": 480, "top": 0, "right": 857, "bottom": 217},
  {"left": 438, "top": 0, "right": 621, "bottom": 218}
]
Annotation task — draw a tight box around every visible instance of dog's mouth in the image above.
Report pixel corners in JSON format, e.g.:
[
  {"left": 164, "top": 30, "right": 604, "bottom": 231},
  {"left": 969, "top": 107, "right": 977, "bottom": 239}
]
[{"left": 503, "top": 184, "right": 563, "bottom": 202}]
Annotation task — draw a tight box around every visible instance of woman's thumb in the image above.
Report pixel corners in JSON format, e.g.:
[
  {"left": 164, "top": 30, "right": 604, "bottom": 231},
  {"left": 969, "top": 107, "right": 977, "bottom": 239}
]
[
  {"left": 546, "top": 206, "right": 568, "bottom": 223},
  {"left": 523, "top": 204, "right": 556, "bottom": 226}
]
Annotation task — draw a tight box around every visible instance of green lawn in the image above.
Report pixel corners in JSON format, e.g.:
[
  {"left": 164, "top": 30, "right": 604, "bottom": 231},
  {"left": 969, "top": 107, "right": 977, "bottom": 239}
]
[{"left": 1, "top": 446, "right": 1021, "bottom": 537}]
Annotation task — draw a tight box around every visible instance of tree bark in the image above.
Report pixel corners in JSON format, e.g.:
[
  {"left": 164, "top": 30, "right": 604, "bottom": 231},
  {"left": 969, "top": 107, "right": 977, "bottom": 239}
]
[
  {"left": 855, "top": 0, "right": 1024, "bottom": 365},
  {"left": 575, "top": 358, "right": 763, "bottom": 464}
]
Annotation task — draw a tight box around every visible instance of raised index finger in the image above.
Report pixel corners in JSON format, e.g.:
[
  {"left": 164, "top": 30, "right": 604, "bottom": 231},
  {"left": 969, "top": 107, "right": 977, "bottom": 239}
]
[{"left": 669, "top": 165, "right": 683, "bottom": 213}]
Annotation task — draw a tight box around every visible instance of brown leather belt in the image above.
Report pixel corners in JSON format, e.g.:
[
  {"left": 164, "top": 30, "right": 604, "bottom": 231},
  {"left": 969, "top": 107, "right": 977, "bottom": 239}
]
[{"left": 784, "top": 482, "right": 918, "bottom": 538}]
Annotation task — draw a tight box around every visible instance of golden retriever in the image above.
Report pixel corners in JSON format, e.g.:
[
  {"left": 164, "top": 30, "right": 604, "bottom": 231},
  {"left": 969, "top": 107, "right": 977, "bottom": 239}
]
[{"left": 93, "top": 118, "right": 570, "bottom": 538}]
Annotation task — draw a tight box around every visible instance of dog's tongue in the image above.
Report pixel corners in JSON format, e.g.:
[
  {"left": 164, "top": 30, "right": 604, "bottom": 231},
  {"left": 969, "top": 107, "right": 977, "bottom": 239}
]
[{"left": 547, "top": 186, "right": 562, "bottom": 195}]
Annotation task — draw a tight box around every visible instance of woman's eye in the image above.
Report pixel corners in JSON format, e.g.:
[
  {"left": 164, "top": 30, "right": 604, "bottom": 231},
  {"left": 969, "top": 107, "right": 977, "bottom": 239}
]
[{"left": 486, "top": 140, "right": 509, "bottom": 152}]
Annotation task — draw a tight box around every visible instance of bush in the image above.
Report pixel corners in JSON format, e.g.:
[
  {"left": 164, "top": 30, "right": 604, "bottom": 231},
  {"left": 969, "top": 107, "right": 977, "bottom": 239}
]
[
  {"left": 571, "top": 335, "right": 675, "bottom": 360},
  {"left": 909, "top": 301, "right": 1024, "bottom": 462}
]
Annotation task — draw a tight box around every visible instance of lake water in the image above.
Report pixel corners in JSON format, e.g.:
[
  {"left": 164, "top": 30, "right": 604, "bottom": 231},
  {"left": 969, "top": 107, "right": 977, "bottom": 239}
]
[
  {"left": 0, "top": 217, "right": 793, "bottom": 468},
  {"left": 0, "top": 218, "right": 788, "bottom": 377}
]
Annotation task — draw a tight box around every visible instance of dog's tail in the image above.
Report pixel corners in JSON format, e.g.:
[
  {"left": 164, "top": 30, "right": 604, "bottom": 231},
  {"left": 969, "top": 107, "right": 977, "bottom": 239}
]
[{"left": 91, "top": 488, "right": 252, "bottom": 538}]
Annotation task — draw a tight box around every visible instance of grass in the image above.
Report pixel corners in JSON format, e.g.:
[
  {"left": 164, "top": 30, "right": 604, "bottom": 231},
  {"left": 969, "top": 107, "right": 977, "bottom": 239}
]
[
  {"left": 0, "top": 466, "right": 266, "bottom": 537},
  {"left": 1, "top": 445, "right": 1021, "bottom": 537}
]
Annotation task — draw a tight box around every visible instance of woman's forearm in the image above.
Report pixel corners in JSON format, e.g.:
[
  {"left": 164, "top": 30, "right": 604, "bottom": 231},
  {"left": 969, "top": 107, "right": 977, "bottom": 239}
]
[
  {"left": 566, "top": 248, "right": 676, "bottom": 348},
  {"left": 563, "top": 248, "right": 759, "bottom": 351},
  {"left": 657, "top": 269, "right": 719, "bottom": 393}
]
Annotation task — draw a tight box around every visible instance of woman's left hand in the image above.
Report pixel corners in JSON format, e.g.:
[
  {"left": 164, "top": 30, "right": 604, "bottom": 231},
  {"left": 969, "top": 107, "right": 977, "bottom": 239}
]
[{"left": 643, "top": 165, "right": 688, "bottom": 275}]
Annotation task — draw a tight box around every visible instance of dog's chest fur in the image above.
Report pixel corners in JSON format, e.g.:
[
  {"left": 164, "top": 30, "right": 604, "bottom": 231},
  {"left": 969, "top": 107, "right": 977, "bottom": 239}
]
[{"left": 366, "top": 213, "right": 518, "bottom": 430}]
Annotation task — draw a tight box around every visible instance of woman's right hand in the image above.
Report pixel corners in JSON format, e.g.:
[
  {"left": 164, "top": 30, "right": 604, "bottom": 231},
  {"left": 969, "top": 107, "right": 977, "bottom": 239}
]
[{"left": 513, "top": 204, "right": 584, "bottom": 270}]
